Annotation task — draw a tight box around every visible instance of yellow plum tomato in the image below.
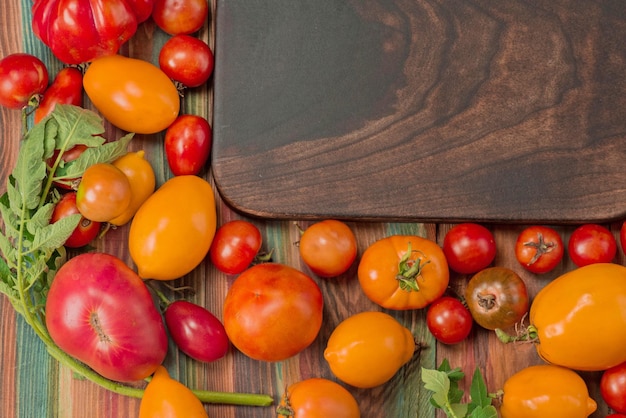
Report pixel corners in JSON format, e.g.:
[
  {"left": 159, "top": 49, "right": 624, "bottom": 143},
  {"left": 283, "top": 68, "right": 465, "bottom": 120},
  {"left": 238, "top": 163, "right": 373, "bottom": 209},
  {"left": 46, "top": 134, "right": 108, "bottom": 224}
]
[
  {"left": 76, "top": 162, "right": 132, "bottom": 222},
  {"left": 129, "top": 175, "right": 216, "bottom": 280},
  {"left": 45, "top": 253, "right": 168, "bottom": 382},
  {"left": 277, "top": 378, "right": 360, "bottom": 418}
]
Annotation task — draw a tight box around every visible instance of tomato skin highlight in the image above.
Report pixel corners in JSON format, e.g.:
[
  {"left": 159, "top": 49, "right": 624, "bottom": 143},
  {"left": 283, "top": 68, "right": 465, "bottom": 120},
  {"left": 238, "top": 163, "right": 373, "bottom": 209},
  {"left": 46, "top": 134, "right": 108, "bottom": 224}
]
[
  {"left": 34, "top": 67, "right": 83, "bottom": 124},
  {"left": 277, "top": 378, "right": 360, "bottom": 418},
  {"left": 443, "top": 223, "right": 496, "bottom": 274},
  {"left": 83, "top": 54, "right": 180, "bottom": 134},
  {"left": 164, "top": 114, "right": 212, "bottom": 176},
  {"left": 223, "top": 263, "right": 323, "bottom": 362},
  {"left": 0, "top": 53, "right": 49, "bottom": 109},
  {"left": 358, "top": 235, "right": 449, "bottom": 310}
]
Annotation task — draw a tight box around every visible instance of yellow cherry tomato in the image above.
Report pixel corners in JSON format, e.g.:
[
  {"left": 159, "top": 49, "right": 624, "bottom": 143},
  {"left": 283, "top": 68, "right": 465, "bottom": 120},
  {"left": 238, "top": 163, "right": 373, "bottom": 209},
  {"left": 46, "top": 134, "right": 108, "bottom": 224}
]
[
  {"left": 139, "top": 365, "right": 208, "bottom": 418},
  {"left": 129, "top": 175, "right": 216, "bottom": 280},
  {"left": 109, "top": 150, "right": 156, "bottom": 226},
  {"left": 83, "top": 55, "right": 180, "bottom": 134},
  {"left": 500, "top": 364, "right": 597, "bottom": 418},
  {"left": 324, "top": 311, "right": 415, "bottom": 388}
]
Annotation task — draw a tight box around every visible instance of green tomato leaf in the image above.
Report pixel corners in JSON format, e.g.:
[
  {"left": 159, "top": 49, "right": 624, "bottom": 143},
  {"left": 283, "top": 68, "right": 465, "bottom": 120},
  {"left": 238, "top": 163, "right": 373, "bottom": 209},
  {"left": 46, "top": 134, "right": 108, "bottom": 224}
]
[
  {"left": 0, "top": 193, "right": 20, "bottom": 240},
  {"left": 13, "top": 127, "right": 47, "bottom": 211},
  {"left": 51, "top": 104, "right": 107, "bottom": 151},
  {"left": 30, "top": 214, "right": 80, "bottom": 254},
  {"left": 469, "top": 367, "right": 492, "bottom": 411},
  {"left": 422, "top": 367, "right": 451, "bottom": 408},
  {"left": 468, "top": 405, "right": 498, "bottom": 418},
  {"left": 27, "top": 203, "right": 56, "bottom": 235},
  {"left": 450, "top": 403, "right": 469, "bottom": 417}
]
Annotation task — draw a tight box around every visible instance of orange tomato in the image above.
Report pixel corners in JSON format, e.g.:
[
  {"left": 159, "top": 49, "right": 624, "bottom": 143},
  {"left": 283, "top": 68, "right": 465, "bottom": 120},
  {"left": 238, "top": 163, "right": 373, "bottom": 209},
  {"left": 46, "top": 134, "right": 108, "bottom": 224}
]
[
  {"left": 277, "top": 378, "right": 360, "bottom": 418},
  {"left": 139, "top": 366, "right": 208, "bottom": 418},
  {"left": 76, "top": 163, "right": 131, "bottom": 222},
  {"left": 83, "top": 55, "right": 180, "bottom": 134},
  {"left": 298, "top": 219, "right": 357, "bottom": 278},
  {"left": 357, "top": 235, "right": 449, "bottom": 310}
]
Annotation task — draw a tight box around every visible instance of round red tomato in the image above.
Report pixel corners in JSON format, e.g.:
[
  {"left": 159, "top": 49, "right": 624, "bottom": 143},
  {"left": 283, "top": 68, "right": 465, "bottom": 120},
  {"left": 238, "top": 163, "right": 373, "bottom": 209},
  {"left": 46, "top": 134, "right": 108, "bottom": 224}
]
[
  {"left": 601, "top": 361, "right": 626, "bottom": 414},
  {"left": 164, "top": 300, "right": 229, "bottom": 363},
  {"left": 0, "top": 53, "right": 49, "bottom": 109},
  {"left": 152, "top": 0, "right": 208, "bottom": 35},
  {"left": 568, "top": 223, "right": 617, "bottom": 267},
  {"left": 357, "top": 235, "right": 449, "bottom": 310},
  {"left": 164, "top": 114, "right": 212, "bottom": 176},
  {"left": 50, "top": 192, "right": 101, "bottom": 248},
  {"left": 34, "top": 66, "right": 83, "bottom": 124},
  {"left": 159, "top": 35, "right": 214, "bottom": 88},
  {"left": 514, "top": 225, "right": 564, "bottom": 274},
  {"left": 209, "top": 220, "right": 263, "bottom": 275},
  {"left": 45, "top": 253, "right": 168, "bottom": 382},
  {"left": 464, "top": 267, "right": 529, "bottom": 331},
  {"left": 298, "top": 220, "right": 357, "bottom": 278},
  {"left": 426, "top": 296, "right": 473, "bottom": 344},
  {"left": 443, "top": 223, "right": 496, "bottom": 274},
  {"left": 223, "top": 263, "right": 323, "bottom": 362},
  {"left": 277, "top": 378, "right": 360, "bottom": 418}
]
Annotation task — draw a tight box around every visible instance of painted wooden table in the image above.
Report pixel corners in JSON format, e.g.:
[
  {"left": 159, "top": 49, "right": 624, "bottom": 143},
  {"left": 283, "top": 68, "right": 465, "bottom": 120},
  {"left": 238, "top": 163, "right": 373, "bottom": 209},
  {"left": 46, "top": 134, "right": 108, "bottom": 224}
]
[{"left": 0, "top": 1, "right": 622, "bottom": 417}]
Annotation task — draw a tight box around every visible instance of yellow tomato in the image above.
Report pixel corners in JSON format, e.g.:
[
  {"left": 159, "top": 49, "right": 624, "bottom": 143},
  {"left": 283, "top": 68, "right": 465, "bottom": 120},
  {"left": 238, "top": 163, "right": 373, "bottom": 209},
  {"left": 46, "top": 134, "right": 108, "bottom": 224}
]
[
  {"left": 139, "top": 366, "right": 208, "bottom": 418},
  {"left": 324, "top": 311, "right": 415, "bottom": 388},
  {"left": 109, "top": 150, "right": 156, "bottom": 226},
  {"left": 83, "top": 55, "right": 180, "bottom": 134},
  {"left": 129, "top": 175, "right": 216, "bottom": 281}
]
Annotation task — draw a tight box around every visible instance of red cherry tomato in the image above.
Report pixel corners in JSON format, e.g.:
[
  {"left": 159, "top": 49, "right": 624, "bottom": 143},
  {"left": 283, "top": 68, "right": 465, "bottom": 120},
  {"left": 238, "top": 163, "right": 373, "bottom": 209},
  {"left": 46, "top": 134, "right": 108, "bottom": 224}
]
[
  {"left": 426, "top": 296, "right": 473, "bottom": 345},
  {"left": 152, "top": 0, "right": 208, "bottom": 35},
  {"left": 159, "top": 35, "right": 214, "bottom": 88},
  {"left": 50, "top": 192, "right": 102, "bottom": 248},
  {"left": 126, "top": 0, "right": 154, "bottom": 23},
  {"left": 34, "top": 67, "right": 83, "bottom": 124},
  {"left": 514, "top": 225, "right": 564, "bottom": 274},
  {"left": 601, "top": 361, "right": 626, "bottom": 414},
  {"left": 209, "top": 220, "right": 263, "bottom": 275},
  {"left": 442, "top": 223, "right": 496, "bottom": 274},
  {"left": 567, "top": 223, "right": 617, "bottom": 267},
  {"left": 298, "top": 220, "right": 357, "bottom": 278},
  {"left": 164, "top": 300, "right": 229, "bottom": 363},
  {"left": 0, "top": 53, "right": 49, "bottom": 109},
  {"left": 620, "top": 222, "right": 626, "bottom": 256},
  {"left": 164, "top": 114, "right": 212, "bottom": 176}
]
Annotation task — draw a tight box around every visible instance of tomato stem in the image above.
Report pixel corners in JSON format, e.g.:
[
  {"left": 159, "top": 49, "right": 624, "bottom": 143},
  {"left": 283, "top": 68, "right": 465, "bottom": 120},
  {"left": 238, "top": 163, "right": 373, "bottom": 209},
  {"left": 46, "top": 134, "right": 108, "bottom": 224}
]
[{"left": 396, "top": 242, "right": 431, "bottom": 292}]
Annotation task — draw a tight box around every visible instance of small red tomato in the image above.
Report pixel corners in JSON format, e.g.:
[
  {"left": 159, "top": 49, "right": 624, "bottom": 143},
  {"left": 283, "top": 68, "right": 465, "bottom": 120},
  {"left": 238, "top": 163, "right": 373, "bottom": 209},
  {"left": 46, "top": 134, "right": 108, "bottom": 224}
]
[
  {"left": 620, "top": 222, "right": 626, "bottom": 256},
  {"left": 607, "top": 415, "right": 626, "bottom": 418},
  {"left": 568, "top": 223, "right": 617, "bottom": 267},
  {"left": 48, "top": 144, "right": 88, "bottom": 190},
  {"left": 164, "top": 114, "right": 212, "bottom": 176},
  {"left": 50, "top": 192, "right": 101, "bottom": 248},
  {"left": 298, "top": 220, "right": 357, "bottom": 278},
  {"left": 34, "top": 67, "right": 83, "bottom": 124},
  {"left": 426, "top": 296, "right": 473, "bottom": 344},
  {"left": 164, "top": 300, "right": 229, "bottom": 363},
  {"left": 601, "top": 361, "right": 626, "bottom": 414},
  {"left": 159, "top": 35, "right": 214, "bottom": 88},
  {"left": 443, "top": 223, "right": 496, "bottom": 274},
  {"left": 126, "top": 0, "right": 154, "bottom": 23},
  {"left": 152, "top": 0, "right": 208, "bottom": 35},
  {"left": 514, "top": 226, "right": 564, "bottom": 274},
  {"left": 209, "top": 220, "right": 263, "bottom": 275},
  {"left": 0, "top": 53, "right": 49, "bottom": 109}
]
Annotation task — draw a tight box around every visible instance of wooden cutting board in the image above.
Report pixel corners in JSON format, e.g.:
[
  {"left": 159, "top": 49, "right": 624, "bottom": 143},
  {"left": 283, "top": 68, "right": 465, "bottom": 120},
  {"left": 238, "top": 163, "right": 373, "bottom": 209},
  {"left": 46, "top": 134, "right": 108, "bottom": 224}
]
[{"left": 212, "top": 0, "right": 626, "bottom": 223}]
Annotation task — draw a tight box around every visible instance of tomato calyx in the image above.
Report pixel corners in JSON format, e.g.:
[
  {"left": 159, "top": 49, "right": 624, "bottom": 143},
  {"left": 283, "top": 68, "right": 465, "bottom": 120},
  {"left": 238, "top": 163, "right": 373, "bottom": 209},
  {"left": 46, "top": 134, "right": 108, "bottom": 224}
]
[
  {"left": 396, "top": 242, "right": 431, "bottom": 292},
  {"left": 522, "top": 232, "right": 558, "bottom": 266},
  {"left": 276, "top": 387, "right": 295, "bottom": 417}
]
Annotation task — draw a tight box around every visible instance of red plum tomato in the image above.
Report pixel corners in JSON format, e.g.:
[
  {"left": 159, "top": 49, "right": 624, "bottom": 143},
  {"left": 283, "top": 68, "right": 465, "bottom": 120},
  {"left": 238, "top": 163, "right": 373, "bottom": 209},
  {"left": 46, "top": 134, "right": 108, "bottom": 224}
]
[
  {"left": 223, "top": 263, "right": 323, "bottom": 362},
  {"left": 0, "top": 53, "right": 48, "bottom": 109},
  {"left": 298, "top": 220, "right": 357, "bottom": 278},
  {"left": 443, "top": 223, "right": 496, "bottom": 274},
  {"left": 164, "top": 300, "right": 229, "bottom": 363},
  {"left": 50, "top": 192, "right": 101, "bottom": 248},
  {"left": 464, "top": 267, "right": 529, "bottom": 331},
  {"left": 601, "top": 361, "right": 626, "bottom": 414},
  {"left": 152, "top": 0, "right": 208, "bottom": 35},
  {"left": 568, "top": 223, "right": 617, "bottom": 267},
  {"left": 426, "top": 296, "right": 473, "bottom": 345},
  {"left": 159, "top": 35, "right": 214, "bottom": 88},
  {"left": 514, "top": 225, "right": 564, "bottom": 274},
  {"left": 34, "top": 67, "right": 83, "bottom": 124},
  {"left": 164, "top": 114, "right": 212, "bottom": 176},
  {"left": 45, "top": 253, "right": 168, "bottom": 382},
  {"left": 209, "top": 220, "right": 262, "bottom": 275}
]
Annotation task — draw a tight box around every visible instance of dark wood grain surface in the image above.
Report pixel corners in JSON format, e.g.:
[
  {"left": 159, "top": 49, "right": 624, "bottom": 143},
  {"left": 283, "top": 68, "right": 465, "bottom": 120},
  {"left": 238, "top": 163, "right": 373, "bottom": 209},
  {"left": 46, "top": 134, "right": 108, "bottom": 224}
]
[
  {"left": 0, "top": 1, "right": 623, "bottom": 417},
  {"left": 212, "top": 0, "right": 626, "bottom": 223}
]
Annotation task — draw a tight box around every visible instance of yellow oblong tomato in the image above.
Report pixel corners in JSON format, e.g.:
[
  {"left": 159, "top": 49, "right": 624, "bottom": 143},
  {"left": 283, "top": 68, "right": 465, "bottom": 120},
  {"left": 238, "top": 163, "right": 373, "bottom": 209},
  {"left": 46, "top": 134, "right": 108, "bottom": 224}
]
[
  {"left": 139, "top": 366, "right": 208, "bottom": 418},
  {"left": 530, "top": 263, "right": 626, "bottom": 371},
  {"left": 83, "top": 55, "right": 180, "bottom": 134},
  {"left": 357, "top": 235, "right": 449, "bottom": 310},
  {"left": 109, "top": 150, "right": 156, "bottom": 226},
  {"left": 129, "top": 175, "right": 216, "bottom": 281}
]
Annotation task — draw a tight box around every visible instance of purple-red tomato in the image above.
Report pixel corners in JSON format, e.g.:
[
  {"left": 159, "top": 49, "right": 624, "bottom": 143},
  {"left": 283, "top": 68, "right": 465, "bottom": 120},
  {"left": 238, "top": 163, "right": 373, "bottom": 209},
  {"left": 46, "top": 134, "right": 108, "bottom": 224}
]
[
  {"left": 164, "top": 300, "right": 229, "bottom": 363},
  {"left": 50, "top": 192, "right": 101, "bottom": 248},
  {"left": 426, "top": 296, "right": 473, "bottom": 344},
  {"left": 443, "top": 223, "right": 497, "bottom": 274},
  {"left": 568, "top": 223, "right": 617, "bottom": 267},
  {"left": 0, "top": 53, "right": 49, "bottom": 109},
  {"left": 164, "top": 114, "right": 212, "bottom": 176},
  {"left": 45, "top": 253, "right": 168, "bottom": 382},
  {"left": 209, "top": 220, "right": 263, "bottom": 275},
  {"left": 159, "top": 34, "right": 214, "bottom": 88},
  {"left": 601, "top": 361, "right": 626, "bottom": 414},
  {"left": 34, "top": 67, "right": 83, "bottom": 124}
]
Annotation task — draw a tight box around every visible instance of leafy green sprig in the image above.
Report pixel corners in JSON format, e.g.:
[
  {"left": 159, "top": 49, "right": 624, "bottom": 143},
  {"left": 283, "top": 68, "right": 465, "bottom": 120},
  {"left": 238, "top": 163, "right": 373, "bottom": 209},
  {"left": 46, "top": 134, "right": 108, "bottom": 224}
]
[
  {"left": 0, "top": 104, "right": 273, "bottom": 407},
  {"left": 421, "top": 359, "right": 498, "bottom": 418}
]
